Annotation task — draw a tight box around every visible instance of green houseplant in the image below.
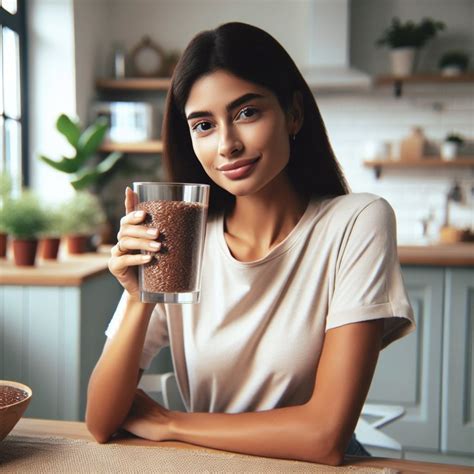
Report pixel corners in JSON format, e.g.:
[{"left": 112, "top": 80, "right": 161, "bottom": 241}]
[
  {"left": 438, "top": 50, "right": 469, "bottom": 76},
  {"left": 0, "top": 192, "right": 48, "bottom": 266},
  {"left": 0, "top": 171, "right": 13, "bottom": 258},
  {"left": 376, "top": 17, "right": 445, "bottom": 76},
  {"left": 60, "top": 192, "right": 106, "bottom": 254},
  {"left": 39, "top": 114, "right": 123, "bottom": 191}
]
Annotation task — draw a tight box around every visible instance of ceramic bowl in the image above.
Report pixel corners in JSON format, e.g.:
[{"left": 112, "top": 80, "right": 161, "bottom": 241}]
[{"left": 0, "top": 380, "right": 33, "bottom": 441}]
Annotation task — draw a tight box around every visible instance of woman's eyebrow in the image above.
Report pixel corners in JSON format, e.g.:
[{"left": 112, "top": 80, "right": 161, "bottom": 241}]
[{"left": 186, "top": 93, "right": 265, "bottom": 121}]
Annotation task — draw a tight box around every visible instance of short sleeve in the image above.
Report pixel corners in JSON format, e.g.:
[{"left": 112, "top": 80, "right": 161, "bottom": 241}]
[
  {"left": 105, "top": 291, "right": 170, "bottom": 369},
  {"left": 326, "top": 197, "right": 415, "bottom": 349}
]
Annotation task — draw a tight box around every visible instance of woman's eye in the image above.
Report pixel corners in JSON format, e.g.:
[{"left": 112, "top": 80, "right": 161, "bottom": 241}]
[
  {"left": 192, "top": 121, "right": 213, "bottom": 133},
  {"left": 237, "top": 107, "right": 258, "bottom": 120}
]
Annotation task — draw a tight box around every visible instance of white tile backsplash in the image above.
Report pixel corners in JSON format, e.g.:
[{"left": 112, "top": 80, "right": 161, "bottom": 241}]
[{"left": 318, "top": 88, "right": 474, "bottom": 244}]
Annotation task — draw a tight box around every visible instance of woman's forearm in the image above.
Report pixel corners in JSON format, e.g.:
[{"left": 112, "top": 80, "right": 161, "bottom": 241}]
[
  {"left": 170, "top": 404, "right": 344, "bottom": 466},
  {"left": 85, "top": 296, "right": 154, "bottom": 443}
]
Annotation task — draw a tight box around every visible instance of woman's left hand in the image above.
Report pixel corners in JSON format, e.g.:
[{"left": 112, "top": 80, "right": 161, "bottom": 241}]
[{"left": 122, "top": 388, "right": 174, "bottom": 441}]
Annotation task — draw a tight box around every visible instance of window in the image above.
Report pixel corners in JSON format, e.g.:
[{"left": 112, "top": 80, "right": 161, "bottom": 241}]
[{"left": 0, "top": 0, "right": 27, "bottom": 194}]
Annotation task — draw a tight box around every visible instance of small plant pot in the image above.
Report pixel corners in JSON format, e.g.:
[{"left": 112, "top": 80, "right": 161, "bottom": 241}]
[
  {"left": 66, "top": 235, "right": 88, "bottom": 254},
  {"left": 441, "top": 142, "right": 459, "bottom": 161},
  {"left": 40, "top": 237, "right": 61, "bottom": 260},
  {"left": 12, "top": 239, "right": 38, "bottom": 266},
  {"left": 390, "top": 47, "right": 416, "bottom": 76},
  {"left": 0, "top": 233, "right": 7, "bottom": 258}
]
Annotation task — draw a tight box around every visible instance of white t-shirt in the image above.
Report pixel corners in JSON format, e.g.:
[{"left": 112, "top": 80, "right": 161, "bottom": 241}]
[{"left": 106, "top": 193, "right": 415, "bottom": 413}]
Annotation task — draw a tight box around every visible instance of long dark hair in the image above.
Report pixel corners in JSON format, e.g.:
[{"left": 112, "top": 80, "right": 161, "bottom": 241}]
[{"left": 162, "top": 22, "right": 349, "bottom": 216}]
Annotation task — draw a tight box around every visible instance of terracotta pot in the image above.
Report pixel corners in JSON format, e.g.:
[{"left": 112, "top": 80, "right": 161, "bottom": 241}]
[
  {"left": 40, "top": 237, "right": 61, "bottom": 260},
  {"left": 12, "top": 239, "right": 38, "bottom": 266},
  {"left": 66, "top": 235, "right": 88, "bottom": 254},
  {"left": 0, "top": 233, "right": 7, "bottom": 258}
]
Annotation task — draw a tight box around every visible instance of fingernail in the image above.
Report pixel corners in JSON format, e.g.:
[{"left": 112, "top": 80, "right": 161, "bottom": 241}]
[
  {"left": 149, "top": 241, "right": 161, "bottom": 249},
  {"left": 146, "top": 228, "right": 158, "bottom": 236},
  {"left": 142, "top": 254, "right": 152, "bottom": 261},
  {"left": 135, "top": 211, "right": 144, "bottom": 218}
]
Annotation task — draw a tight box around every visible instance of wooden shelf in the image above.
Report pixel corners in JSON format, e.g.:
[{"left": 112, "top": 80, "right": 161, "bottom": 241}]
[
  {"left": 364, "top": 158, "right": 474, "bottom": 178},
  {"left": 96, "top": 78, "right": 171, "bottom": 91},
  {"left": 375, "top": 72, "right": 474, "bottom": 97},
  {"left": 99, "top": 140, "right": 163, "bottom": 154}
]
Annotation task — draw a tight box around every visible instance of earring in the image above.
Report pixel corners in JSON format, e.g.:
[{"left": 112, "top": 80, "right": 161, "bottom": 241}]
[{"left": 292, "top": 134, "right": 296, "bottom": 141}]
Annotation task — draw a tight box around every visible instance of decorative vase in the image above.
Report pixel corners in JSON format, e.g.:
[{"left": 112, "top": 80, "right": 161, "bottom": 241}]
[
  {"left": 40, "top": 237, "right": 61, "bottom": 260},
  {"left": 66, "top": 235, "right": 88, "bottom": 254},
  {"left": 441, "top": 142, "right": 458, "bottom": 161},
  {"left": 0, "top": 233, "right": 7, "bottom": 258},
  {"left": 12, "top": 239, "right": 38, "bottom": 266},
  {"left": 390, "top": 47, "right": 416, "bottom": 76}
]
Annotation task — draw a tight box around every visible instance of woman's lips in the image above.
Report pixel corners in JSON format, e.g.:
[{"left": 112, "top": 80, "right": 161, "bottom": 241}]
[{"left": 219, "top": 158, "right": 259, "bottom": 180}]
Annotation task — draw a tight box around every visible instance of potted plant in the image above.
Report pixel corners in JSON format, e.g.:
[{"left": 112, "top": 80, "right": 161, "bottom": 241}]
[
  {"left": 39, "top": 206, "right": 67, "bottom": 260},
  {"left": 376, "top": 17, "right": 445, "bottom": 76},
  {"left": 441, "top": 133, "right": 464, "bottom": 161},
  {"left": 60, "top": 192, "right": 106, "bottom": 254},
  {"left": 0, "top": 171, "right": 13, "bottom": 258},
  {"left": 39, "top": 114, "right": 124, "bottom": 247},
  {"left": 0, "top": 192, "right": 48, "bottom": 266},
  {"left": 438, "top": 50, "right": 469, "bottom": 76}
]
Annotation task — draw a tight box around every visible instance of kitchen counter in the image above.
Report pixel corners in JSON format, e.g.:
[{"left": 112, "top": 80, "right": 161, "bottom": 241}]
[
  {"left": 6, "top": 418, "right": 472, "bottom": 473},
  {"left": 0, "top": 249, "right": 111, "bottom": 286},
  {"left": 0, "top": 243, "right": 472, "bottom": 287},
  {"left": 398, "top": 243, "right": 473, "bottom": 267}
]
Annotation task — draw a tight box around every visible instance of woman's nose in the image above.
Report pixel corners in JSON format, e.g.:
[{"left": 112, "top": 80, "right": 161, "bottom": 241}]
[{"left": 218, "top": 126, "right": 243, "bottom": 158}]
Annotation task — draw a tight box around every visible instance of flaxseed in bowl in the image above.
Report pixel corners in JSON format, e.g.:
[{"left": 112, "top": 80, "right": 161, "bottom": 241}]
[{"left": 0, "top": 380, "right": 32, "bottom": 441}]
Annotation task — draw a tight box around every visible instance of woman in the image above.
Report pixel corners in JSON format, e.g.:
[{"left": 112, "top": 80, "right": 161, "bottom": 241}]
[{"left": 86, "top": 22, "right": 415, "bottom": 465}]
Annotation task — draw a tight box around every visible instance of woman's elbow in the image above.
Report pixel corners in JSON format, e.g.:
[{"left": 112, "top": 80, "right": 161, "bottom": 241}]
[
  {"left": 304, "top": 424, "right": 346, "bottom": 466},
  {"left": 85, "top": 411, "right": 113, "bottom": 444}
]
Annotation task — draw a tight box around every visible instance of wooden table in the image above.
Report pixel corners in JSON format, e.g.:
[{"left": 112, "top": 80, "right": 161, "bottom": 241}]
[{"left": 9, "top": 418, "right": 473, "bottom": 473}]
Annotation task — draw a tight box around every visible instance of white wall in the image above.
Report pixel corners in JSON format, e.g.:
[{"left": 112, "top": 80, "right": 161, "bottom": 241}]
[
  {"left": 104, "top": 0, "right": 311, "bottom": 71},
  {"left": 73, "top": 0, "right": 110, "bottom": 125},
  {"left": 27, "top": 0, "right": 77, "bottom": 203},
  {"left": 351, "top": 0, "right": 474, "bottom": 75},
  {"left": 317, "top": 85, "right": 474, "bottom": 243}
]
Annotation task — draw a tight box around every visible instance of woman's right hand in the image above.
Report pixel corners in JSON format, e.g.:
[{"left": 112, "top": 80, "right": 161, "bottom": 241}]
[{"left": 108, "top": 187, "right": 161, "bottom": 301}]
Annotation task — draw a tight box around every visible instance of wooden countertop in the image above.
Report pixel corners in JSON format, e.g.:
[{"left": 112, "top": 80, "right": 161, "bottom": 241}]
[
  {"left": 398, "top": 243, "right": 474, "bottom": 267},
  {"left": 10, "top": 418, "right": 472, "bottom": 473},
  {"left": 0, "top": 250, "right": 111, "bottom": 286},
  {"left": 0, "top": 244, "right": 472, "bottom": 287}
]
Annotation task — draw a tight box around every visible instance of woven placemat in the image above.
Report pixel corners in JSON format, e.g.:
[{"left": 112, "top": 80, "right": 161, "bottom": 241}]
[{"left": 0, "top": 435, "right": 397, "bottom": 473}]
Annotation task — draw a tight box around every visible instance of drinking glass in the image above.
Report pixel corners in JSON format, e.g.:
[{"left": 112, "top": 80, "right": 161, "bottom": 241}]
[{"left": 133, "top": 182, "right": 210, "bottom": 303}]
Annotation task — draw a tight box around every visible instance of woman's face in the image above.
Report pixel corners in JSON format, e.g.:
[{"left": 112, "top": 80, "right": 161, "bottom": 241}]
[{"left": 184, "top": 70, "right": 298, "bottom": 197}]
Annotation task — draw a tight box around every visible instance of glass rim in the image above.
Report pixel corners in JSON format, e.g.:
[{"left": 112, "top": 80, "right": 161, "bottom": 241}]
[{"left": 133, "top": 182, "right": 210, "bottom": 189}]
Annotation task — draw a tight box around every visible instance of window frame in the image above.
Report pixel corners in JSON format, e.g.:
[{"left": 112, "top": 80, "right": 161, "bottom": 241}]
[{"left": 0, "top": 0, "right": 29, "bottom": 187}]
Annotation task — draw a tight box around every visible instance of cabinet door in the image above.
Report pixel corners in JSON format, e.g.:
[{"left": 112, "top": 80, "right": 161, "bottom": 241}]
[
  {"left": 366, "top": 267, "right": 444, "bottom": 451},
  {"left": 442, "top": 268, "right": 474, "bottom": 455}
]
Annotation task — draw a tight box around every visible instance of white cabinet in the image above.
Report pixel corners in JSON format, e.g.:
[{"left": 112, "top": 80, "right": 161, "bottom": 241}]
[
  {"left": 367, "top": 266, "right": 474, "bottom": 457},
  {"left": 0, "top": 272, "right": 122, "bottom": 421}
]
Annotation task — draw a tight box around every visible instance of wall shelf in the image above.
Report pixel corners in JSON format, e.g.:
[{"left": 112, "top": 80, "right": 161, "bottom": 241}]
[
  {"left": 99, "top": 140, "right": 163, "bottom": 154},
  {"left": 375, "top": 73, "right": 474, "bottom": 97},
  {"left": 364, "top": 158, "right": 474, "bottom": 179},
  {"left": 96, "top": 78, "right": 171, "bottom": 91}
]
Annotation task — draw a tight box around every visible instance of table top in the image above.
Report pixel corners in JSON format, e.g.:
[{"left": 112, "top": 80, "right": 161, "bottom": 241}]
[{"left": 9, "top": 418, "right": 473, "bottom": 473}]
